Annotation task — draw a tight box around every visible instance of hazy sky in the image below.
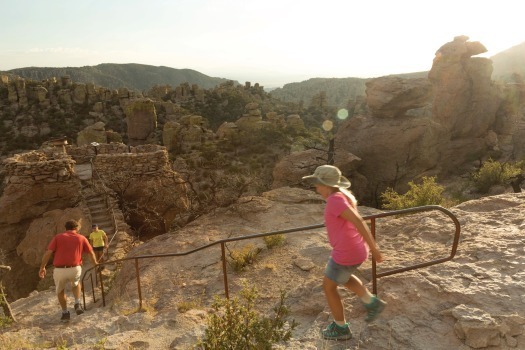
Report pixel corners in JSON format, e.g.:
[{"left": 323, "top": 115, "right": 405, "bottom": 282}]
[{"left": 1, "top": 0, "right": 523, "bottom": 88}]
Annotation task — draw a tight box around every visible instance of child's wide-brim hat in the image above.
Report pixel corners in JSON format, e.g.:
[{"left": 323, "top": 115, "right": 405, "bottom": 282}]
[{"left": 302, "top": 165, "right": 351, "bottom": 188}]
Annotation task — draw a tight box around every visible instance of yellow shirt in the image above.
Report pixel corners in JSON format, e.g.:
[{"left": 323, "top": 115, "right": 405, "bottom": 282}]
[{"left": 89, "top": 229, "right": 107, "bottom": 248}]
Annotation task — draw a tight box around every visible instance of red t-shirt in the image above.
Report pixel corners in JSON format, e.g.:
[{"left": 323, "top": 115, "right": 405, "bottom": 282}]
[{"left": 47, "top": 230, "right": 93, "bottom": 266}]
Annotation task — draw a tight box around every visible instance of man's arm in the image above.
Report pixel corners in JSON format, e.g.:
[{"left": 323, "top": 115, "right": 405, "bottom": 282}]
[
  {"left": 39, "top": 249, "right": 53, "bottom": 278},
  {"left": 89, "top": 250, "right": 98, "bottom": 265}
]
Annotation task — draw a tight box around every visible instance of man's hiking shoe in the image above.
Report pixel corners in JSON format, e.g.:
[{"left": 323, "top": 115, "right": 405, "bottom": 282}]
[
  {"left": 321, "top": 321, "right": 352, "bottom": 340},
  {"left": 364, "top": 296, "right": 386, "bottom": 322},
  {"left": 74, "top": 303, "right": 84, "bottom": 315},
  {"left": 60, "top": 311, "right": 70, "bottom": 322}
]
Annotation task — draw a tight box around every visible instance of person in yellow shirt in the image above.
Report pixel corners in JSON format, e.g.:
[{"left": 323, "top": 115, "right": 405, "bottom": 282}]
[{"left": 88, "top": 224, "right": 108, "bottom": 266}]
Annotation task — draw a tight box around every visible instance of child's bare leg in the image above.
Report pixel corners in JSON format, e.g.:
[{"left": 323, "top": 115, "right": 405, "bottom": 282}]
[
  {"left": 344, "top": 275, "right": 373, "bottom": 303},
  {"left": 323, "top": 276, "right": 345, "bottom": 322}
]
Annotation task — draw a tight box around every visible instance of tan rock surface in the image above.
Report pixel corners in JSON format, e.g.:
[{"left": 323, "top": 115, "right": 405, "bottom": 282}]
[
  {"left": 365, "top": 76, "right": 433, "bottom": 118},
  {"left": 3, "top": 189, "right": 524, "bottom": 349}
]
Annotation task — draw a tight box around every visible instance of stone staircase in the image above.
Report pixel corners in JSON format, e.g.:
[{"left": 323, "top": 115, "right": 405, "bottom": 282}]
[
  {"left": 82, "top": 181, "right": 115, "bottom": 237},
  {"left": 80, "top": 177, "right": 133, "bottom": 263},
  {"left": 85, "top": 192, "right": 115, "bottom": 237}
]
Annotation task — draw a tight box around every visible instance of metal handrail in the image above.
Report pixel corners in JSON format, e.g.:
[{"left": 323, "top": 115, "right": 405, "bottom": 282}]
[{"left": 82, "top": 205, "right": 460, "bottom": 309}]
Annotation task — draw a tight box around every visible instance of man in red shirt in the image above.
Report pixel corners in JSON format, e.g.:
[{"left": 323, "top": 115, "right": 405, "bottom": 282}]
[{"left": 39, "top": 220, "right": 98, "bottom": 322}]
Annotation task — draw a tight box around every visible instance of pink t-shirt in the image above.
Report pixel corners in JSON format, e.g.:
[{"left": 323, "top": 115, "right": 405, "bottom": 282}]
[{"left": 324, "top": 192, "right": 369, "bottom": 265}]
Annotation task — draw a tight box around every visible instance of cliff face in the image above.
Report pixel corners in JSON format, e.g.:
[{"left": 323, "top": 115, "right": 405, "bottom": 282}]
[{"left": 0, "top": 149, "right": 83, "bottom": 299}]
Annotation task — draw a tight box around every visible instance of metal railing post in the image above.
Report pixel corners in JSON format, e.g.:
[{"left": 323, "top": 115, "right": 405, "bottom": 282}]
[
  {"left": 221, "top": 242, "right": 229, "bottom": 299},
  {"left": 99, "top": 269, "right": 106, "bottom": 307},
  {"left": 370, "top": 217, "right": 378, "bottom": 295},
  {"left": 135, "top": 258, "right": 143, "bottom": 310}
]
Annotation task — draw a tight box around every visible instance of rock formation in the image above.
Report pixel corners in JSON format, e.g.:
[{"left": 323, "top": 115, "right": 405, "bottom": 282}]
[
  {"left": 76, "top": 121, "right": 108, "bottom": 146},
  {"left": 429, "top": 36, "right": 499, "bottom": 138},
  {"left": 329, "top": 36, "right": 521, "bottom": 204},
  {"left": 125, "top": 98, "right": 158, "bottom": 146}
]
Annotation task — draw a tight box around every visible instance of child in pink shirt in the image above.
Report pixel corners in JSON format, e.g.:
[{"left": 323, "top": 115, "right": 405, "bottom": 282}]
[{"left": 303, "top": 165, "right": 386, "bottom": 340}]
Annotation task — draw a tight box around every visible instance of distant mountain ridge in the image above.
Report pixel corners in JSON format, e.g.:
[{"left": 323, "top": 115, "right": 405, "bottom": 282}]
[
  {"left": 4, "top": 41, "right": 523, "bottom": 105},
  {"left": 7, "top": 63, "right": 234, "bottom": 91},
  {"left": 490, "top": 41, "right": 525, "bottom": 81},
  {"left": 269, "top": 72, "right": 428, "bottom": 107}
]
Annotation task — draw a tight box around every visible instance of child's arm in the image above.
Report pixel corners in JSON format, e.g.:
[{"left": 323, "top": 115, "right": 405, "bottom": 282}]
[{"left": 340, "top": 207, "right": 384, "bottom": 262}]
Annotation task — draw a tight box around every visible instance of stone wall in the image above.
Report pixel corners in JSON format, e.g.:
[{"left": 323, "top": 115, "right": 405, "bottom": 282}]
[
  {"left": 3, "top": 150, "right": 76, "bottom": 185},
  {"left": 94, "top": 148, "right": 170, "bottom": 175},
  {"left": 3, "top": 143, "right": 170, "bottom": 185}
]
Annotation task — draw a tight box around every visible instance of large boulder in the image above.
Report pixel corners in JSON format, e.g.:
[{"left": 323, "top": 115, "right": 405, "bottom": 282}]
[
  {"left": 272, "top": 148, "right": 362, "bottom": 190},
  {"left": 16, "top": 208, "right": 89, "bottom": 267},
  {"left": 335, "top": 114, "right": 447, "bottom": 204},
  {"left": 366, "top": 76, "right": 433, "bottom": 118}
]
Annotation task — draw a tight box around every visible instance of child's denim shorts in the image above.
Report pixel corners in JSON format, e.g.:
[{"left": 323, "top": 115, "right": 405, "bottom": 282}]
[{"left": 324, "top": 257, "right": 361, "bottom": 285}]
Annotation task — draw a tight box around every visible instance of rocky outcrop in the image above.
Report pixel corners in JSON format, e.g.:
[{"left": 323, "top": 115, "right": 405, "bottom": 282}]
[
  {"left": 235, "top": 102, "right": 264, "bottom": 131},
  {"left": 124, "top": 98, "right": 157, "bottom": 146},
  {"left": 271, "top": 148, "right": 362, "bottom": 190},
  {"left": 162, "top": 115, "right": 213, "bottom": 153},
  {"left": 0, "top": 150, "right": 83, "bottom": 300},
  {"left": 76, "top": 121, "right": 108, "bottom": 146},
  {"left": 335, "top": 114, "right": 448, "bottom": 202},
  {"left": 429, "top": 35, "right": 500, "bottom": 139},
  {"left": 365, "top": 76, "right": 433, "bottom": 118},
  {"left": 332, "top": 36, "right": 520, "bottom": 203},
  {"left": 16, "top": 208, "right": 89, "bottom": 267}
]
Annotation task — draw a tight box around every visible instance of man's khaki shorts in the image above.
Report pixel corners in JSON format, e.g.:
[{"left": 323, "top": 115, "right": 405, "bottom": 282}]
[{"left": 53, "top": 266, "right": 82, "bottom": 294}]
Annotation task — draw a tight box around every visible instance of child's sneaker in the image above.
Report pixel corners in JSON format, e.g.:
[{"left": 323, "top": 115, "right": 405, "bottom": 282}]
[
  {"left": 60, "top": 311, "right": 70, "bottom": 322},
  {"left": 321, "top": 321, "right": 352, "bottom": 340},
  {"left": 364, "top": 295, "right": 386, "bottom": 322}
]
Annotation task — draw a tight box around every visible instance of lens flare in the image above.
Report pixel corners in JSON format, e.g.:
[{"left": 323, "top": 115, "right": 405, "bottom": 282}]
[
  {"left": 337, "top": 109, "right": 349, "bottom": 120},
  {"left": 322, "top": 120, "right": 333, "bottom": 131}
]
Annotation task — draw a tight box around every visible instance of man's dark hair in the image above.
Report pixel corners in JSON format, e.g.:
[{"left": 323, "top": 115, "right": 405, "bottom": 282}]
[{"left": 65, "top": 220, "right": 79, "bottom": 230}]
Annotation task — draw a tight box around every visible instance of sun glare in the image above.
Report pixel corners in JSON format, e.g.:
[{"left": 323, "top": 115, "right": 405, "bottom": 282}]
[
  {"left": 337, "top": 109, "right": 349, "bottom": 120},
  {"left": 322, "top": 120, "right": 333, "bottom": 132}
]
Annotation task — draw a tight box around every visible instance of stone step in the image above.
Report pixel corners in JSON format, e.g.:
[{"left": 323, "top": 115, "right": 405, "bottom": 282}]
[
  {"left": 86, "top": 197, "right": 106, "bottom": 205},
  {"left": 88, "top": 203, "right": 109, "bottom": 212}
]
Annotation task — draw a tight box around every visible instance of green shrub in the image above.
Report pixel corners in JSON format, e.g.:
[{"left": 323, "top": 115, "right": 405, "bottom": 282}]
[
  {"left": 263, "top": 234, "right": 285, "bottom": 249},
  {"left": 227, "top": 245, "right": 261, "bottom": 273},
  {"left": 196, "top": 284, "right": 297, "bottom": 350},
  {"left": 381, "top": 176, "right": 445, "bottom": 210},
  {"left": 0, "top": 315, "right": 13, "bottom": 328},
  {"left": 471, "top": 159, "right": 522, "bottom": 193}
]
